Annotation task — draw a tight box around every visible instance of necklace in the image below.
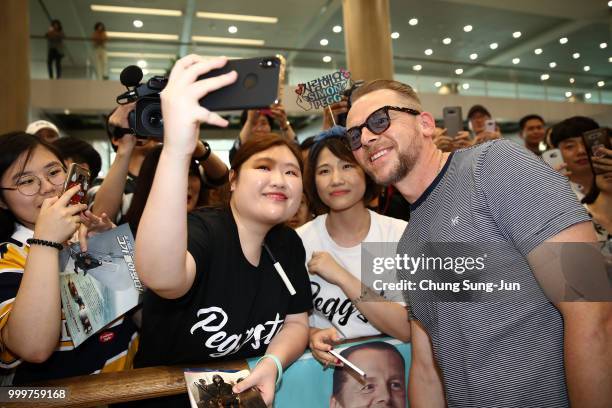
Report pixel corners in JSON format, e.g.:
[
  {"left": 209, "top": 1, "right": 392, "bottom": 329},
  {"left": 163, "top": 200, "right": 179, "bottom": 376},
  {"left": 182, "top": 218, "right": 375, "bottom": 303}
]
[{"left": 436, "top": 151, "right": 446, "bottom": 175}]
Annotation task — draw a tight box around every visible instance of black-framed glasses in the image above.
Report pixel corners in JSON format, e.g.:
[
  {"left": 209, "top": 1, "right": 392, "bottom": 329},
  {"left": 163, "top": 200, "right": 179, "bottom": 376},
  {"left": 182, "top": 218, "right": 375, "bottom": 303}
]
[
  {"left": 0, "top": 164, "right": 66, "bottom": 196},
  {"left": 346, "top": 106, "right": 421, "bottom": 151}
]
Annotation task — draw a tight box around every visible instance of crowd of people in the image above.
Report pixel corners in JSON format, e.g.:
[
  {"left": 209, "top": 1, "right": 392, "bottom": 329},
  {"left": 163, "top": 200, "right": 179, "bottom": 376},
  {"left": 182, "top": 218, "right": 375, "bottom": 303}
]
[{"left": 0, "top": 55, "right": 610, "bottom": 407}]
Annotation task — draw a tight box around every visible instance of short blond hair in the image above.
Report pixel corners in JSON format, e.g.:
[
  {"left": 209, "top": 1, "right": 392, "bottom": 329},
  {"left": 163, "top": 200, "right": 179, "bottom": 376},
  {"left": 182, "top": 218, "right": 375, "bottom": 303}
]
[{"left": 351, "top": 79, "right": 423, "bottom": 111}]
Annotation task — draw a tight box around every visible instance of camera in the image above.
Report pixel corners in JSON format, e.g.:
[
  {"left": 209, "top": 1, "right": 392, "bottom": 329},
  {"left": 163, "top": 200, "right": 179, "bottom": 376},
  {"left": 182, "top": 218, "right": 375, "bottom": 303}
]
[
  {"left": 116, "top": 65, "right": 168, "bottom": 138},
  {"left": 116, "top": 57, "right": 282, "bottom": 138}
]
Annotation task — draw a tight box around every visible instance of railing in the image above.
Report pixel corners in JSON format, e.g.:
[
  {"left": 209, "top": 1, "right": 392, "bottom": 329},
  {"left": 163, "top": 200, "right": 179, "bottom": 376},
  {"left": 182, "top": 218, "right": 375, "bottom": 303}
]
[
  {"left": 30, "top": 37, "right": 612, "bottom": 105},
  {"left": 20, "top": 334, "right": 390, "bottom": 408},
  {"left": 25, "top": 361, "right": 246, "bottom": 408}
]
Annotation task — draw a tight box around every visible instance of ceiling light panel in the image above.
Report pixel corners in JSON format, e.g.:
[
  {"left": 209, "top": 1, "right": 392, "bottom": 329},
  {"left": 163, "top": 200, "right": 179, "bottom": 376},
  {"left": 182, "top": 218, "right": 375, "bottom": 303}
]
[
  {"left": 91, "top": 5, "right": 182, "bottom": 16},
  {"left": 107, "top": 32, "right": 178, "bottom": 41},
  {"left": 196, "top": 12, "right": 277, "bottom": 24},
  {"left": 192, "top": 36, "right": 265, "bottom": 46},
  {"left": 107, "top": 52, "right": 175, "bottom": 59}
]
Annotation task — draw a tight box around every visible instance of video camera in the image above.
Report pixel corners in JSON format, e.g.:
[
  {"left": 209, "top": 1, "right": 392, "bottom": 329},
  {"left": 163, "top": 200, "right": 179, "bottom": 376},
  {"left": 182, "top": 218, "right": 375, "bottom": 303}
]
[
  {"left": 116, "top": 57, "right": 282, "bottom": 138},
  {"left": 116, "top": 65, "right": 168, "bottom": 138}
]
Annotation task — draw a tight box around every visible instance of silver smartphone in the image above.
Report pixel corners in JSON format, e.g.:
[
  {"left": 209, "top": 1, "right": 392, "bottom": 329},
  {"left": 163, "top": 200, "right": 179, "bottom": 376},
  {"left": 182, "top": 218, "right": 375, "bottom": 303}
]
[
  {"left": 443, "top": 106, "right": 463, "bottom": 138},
  {"left": 541, "top": 148, "right": 565, "bottom": 169}
]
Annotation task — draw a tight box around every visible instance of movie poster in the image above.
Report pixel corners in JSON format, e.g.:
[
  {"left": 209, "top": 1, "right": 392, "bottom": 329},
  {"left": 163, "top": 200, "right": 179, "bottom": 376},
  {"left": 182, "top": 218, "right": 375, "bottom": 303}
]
[{"left": 58, "top": 224, "right": 143, "bottom": 346}]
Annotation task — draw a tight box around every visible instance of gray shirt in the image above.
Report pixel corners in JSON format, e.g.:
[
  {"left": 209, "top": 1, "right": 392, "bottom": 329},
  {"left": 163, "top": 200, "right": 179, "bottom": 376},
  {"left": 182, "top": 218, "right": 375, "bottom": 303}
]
[{"left": 399, "top": 140, "right": 589, "bottom": 407}]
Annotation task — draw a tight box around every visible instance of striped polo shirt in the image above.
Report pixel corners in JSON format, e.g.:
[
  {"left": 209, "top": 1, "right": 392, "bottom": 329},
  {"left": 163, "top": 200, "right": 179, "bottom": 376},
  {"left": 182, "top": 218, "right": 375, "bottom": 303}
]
[{"left": 398, "top": 140, "right": 590, "bottom": 407}]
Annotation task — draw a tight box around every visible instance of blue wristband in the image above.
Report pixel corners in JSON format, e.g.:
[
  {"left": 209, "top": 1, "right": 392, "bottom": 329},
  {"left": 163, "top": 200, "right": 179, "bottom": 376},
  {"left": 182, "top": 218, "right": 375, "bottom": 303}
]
[{"left": 256, "top": 354, "right": 283, "bottom": 386}]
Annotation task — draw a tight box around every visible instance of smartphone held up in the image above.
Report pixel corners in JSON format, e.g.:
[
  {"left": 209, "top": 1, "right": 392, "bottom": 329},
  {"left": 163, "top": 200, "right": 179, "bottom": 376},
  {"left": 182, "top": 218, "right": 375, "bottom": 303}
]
[
  {"left": 582, "top": 128, "right": 611, "bottom": 174},
  {"left": 62, "top": 163, "right": 90, "bottom": 205},
  {"left": 443, "top": 106, "right": 464, "bottom": 138},
  {"left": 116, "top": 57, "right": 283, "bottom": 138}
]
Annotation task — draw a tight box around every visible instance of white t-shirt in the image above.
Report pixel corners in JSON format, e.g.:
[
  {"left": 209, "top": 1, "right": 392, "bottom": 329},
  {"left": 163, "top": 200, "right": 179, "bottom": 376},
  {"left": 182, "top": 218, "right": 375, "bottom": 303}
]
[{"left": 296, "top": 210, "right": 407, "bottom": 339}]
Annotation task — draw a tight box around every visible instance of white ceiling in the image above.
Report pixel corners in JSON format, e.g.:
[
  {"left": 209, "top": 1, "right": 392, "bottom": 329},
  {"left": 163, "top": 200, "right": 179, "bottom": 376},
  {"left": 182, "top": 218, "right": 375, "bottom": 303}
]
[{"left": 28, "top": 0, "right": 611, "bottom": 88}]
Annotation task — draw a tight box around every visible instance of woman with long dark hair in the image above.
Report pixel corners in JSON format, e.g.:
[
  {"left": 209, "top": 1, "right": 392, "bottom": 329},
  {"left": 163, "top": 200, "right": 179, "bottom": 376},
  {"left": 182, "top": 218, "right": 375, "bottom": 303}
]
[
  {"left": 0, "top": 132, "right": 138, "bottom": 384},
  {"left": 296, "top": 129, "right": 410, "bottom": 359}
]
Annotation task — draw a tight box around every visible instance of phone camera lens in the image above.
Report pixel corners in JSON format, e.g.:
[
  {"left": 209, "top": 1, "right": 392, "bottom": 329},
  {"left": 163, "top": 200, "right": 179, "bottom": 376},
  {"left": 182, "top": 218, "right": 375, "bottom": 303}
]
[{"left": 259, "top": 58, "right": 277, "bottom": 69}]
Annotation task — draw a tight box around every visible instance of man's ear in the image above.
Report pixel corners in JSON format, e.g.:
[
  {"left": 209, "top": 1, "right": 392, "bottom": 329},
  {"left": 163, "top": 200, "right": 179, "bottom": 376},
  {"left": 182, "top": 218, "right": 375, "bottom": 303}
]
[
  {"left": 418, "top": 112, "right": 437, "bottom": 138},
  {"left": 229, "top": 169, "right": 237, "bottom": 192},
  {"left": 0, "top": 197, "right": 8, "bottom": 210}
]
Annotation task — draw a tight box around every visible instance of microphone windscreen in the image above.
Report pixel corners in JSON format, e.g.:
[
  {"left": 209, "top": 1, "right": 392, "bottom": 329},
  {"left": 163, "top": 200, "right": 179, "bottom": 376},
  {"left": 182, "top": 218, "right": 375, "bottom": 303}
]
[{"left": 120, "top": 65, "right": 143, "bottom": 87}]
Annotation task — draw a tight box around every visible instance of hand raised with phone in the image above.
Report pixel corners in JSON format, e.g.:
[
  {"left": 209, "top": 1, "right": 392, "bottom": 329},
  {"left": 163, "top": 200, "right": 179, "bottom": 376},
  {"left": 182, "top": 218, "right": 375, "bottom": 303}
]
[
  {"left": 160, "top": 55, "right": 238, "bottom": 155},
  {"left": 34, "top": 185, "right": 88, "bottom": 244}
]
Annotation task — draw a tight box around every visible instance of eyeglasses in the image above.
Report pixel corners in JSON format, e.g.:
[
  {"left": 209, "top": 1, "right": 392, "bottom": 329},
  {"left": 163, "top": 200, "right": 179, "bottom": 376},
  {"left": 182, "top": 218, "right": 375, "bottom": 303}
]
[
  {"left": 0, "top": 164, "right": 66, "bottom": 196},
  {"left": 346, "top": 105, "right": 421, "bottom": 151}
]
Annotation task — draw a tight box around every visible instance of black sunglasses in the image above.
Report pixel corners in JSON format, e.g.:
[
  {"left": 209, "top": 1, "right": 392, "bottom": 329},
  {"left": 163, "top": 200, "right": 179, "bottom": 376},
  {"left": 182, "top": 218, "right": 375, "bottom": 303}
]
[{"left": 346, "top": 105, "right": 421, "bottom": 151}]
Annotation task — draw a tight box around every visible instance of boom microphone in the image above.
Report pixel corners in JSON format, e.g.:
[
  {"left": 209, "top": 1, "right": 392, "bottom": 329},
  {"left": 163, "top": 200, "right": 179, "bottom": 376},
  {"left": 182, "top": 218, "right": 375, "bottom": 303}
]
[{"left": 120, "top": 65, "right": 143, "bottom": 88}]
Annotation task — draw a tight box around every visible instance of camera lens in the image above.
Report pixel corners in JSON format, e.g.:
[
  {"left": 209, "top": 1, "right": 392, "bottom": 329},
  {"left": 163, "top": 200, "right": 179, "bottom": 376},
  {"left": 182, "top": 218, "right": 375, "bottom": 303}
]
[
  {"left": 259, "top": 58, "right": 278, "bottom": 68},
  {"left": 139, "top": 99, "right": 164, "bottom": 136},
  {"left": 148, "top": 111, "right": 163, "bottom": 128}
]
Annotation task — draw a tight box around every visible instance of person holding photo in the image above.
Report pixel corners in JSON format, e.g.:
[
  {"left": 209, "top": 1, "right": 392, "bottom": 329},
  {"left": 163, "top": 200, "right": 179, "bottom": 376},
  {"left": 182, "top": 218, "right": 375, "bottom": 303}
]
[
  {"left": 296, "top": 127, "right": 410, "bottom": 361},
  {"left": 0, "top": 132, "right": 137, "bottom": 384},
  {"left": 133, "top": 55, "right": 312, "bottom": 408}
]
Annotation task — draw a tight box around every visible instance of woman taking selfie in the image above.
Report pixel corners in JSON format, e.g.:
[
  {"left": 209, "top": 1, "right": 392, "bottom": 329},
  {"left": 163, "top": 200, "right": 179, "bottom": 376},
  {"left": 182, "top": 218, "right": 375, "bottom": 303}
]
[
  {"left": 133, "top": 55, "right": 312, "bottom": 407},
  {"left": 0, "top": 132, "right": 138, "bottom": 384},
  {"left": 296, "top": 129, "right": 410, "bottom": 364}
]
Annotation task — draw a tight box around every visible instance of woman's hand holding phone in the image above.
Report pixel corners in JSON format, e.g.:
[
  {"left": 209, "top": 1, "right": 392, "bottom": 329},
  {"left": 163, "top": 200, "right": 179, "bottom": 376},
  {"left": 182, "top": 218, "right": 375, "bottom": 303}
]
[
  {"left": 34, "top": 185, "right": 87, "bottom": 244},
  {"left": 453, "top": 131, "right": 473, "bottom": 149},
  {"left": 160, "top": 55, "right": 237, "bottom": 156}
]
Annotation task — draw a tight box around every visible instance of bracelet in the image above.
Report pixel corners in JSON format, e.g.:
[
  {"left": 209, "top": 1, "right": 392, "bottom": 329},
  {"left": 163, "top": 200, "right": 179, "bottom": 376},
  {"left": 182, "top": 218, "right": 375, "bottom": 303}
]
[
  {"left": 26, "top": 238, "right": 63, "bottom": 250},
  {"left": 194, "top": 141, "right": 211, "bottom": 162},
  {"left": 255, "top": 354, "right": 283, "bottom": 386}
]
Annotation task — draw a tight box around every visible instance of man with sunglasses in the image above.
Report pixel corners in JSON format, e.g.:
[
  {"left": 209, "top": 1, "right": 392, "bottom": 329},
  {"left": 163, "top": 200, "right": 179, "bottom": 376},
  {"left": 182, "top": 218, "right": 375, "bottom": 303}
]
[{"left": 345, "top": 79, "right": 611, "bottom": 407}]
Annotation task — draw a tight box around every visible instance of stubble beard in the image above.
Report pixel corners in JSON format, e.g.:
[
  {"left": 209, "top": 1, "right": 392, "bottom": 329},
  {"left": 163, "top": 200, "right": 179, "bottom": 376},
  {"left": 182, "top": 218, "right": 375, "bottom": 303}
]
[{"left": 365, "top": 140, "right": 422, "bottom": 186}]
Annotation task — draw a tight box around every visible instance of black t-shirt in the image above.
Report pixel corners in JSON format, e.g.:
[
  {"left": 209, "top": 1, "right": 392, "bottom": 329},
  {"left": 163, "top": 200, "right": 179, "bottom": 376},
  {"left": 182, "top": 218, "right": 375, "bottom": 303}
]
[{"left": 135, "top": 208, "right": 312, "bottom": 368}]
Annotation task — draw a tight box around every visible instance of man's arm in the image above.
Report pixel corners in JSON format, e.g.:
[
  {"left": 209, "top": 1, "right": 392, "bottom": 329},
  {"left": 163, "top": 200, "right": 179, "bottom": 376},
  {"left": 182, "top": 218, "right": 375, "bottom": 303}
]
[
  {"left": 408, "top": 320, "right": 447, "bottom": 408},
  {"left": 91, "top": 104, "right": 136, "bottom": 220},
  {"left": 528, "top": 222, "right": 612, "bottom": 408},
  {"left": 238, "top": 110, "right": 257, "bottom": 145}
]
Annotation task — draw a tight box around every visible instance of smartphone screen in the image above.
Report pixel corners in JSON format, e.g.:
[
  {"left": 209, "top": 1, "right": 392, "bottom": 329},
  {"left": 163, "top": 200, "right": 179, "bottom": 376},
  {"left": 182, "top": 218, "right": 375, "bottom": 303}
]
[{"left": 62, "top": 163, "right": 90, "bottom": 205}]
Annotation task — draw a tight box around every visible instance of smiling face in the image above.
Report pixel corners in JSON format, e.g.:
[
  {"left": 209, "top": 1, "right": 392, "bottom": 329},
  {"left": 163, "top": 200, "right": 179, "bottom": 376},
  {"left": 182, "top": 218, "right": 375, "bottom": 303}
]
[
  {"left": 330, "top": 348, "right": 406, "bottom": 408},
  {"left": 315, "top": 147, "right": 366, "bottom": 213},
  {"left": 0, "top": 146, "right": 66, "bottom": 230},
  {"left": 230, "top": 145, "right": 302, "bottom": 226},
  {"left": 347, "top": 89, "right": 425, "bottom": 186}
]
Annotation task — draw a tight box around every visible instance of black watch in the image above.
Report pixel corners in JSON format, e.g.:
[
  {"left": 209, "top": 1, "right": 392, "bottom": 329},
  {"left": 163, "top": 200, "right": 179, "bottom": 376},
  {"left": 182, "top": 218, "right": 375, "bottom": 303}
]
[{"left": 195, "top": 141, "right": 211, "bottom": 162}]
